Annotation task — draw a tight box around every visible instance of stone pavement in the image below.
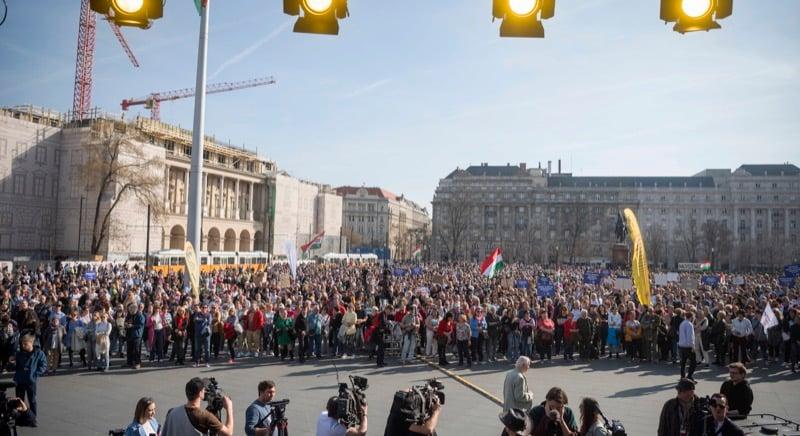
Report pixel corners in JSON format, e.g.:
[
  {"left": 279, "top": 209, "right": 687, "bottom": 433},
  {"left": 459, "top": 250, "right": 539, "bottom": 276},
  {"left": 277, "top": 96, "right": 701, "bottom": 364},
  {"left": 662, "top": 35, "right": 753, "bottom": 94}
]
[{"left": 6, "top": 355, "right": 799, "bottom": 435}]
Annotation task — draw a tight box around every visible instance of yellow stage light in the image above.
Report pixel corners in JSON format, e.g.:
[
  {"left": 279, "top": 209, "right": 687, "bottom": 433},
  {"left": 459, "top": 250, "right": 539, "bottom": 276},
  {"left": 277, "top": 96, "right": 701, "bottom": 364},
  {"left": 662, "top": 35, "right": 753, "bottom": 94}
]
[{"left": 681, "top": 0, "right": 713, "bottom": 19}]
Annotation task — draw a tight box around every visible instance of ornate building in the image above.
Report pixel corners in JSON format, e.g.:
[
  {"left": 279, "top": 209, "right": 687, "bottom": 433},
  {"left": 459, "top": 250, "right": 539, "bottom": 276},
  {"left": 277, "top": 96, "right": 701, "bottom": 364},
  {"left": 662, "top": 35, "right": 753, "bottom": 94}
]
[
  {"left": 336, "top": 186, "right": 431, "bottom": 260},
  {"left": 431, "top": 162, "right": 800, "bottom": 269},
  {"left": 0, "top": 105, "right": 341, "bottom": 260}
]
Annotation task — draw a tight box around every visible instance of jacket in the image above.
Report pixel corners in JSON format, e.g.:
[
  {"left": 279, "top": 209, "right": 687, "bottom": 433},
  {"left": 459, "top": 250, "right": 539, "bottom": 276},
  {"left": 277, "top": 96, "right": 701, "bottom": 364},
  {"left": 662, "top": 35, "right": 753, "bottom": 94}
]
[
  {"left": 124, "top": 418, "right": 160, "bottom": 436},
  {"left": 702, "top": 417, "right": 744, "bottom": 436},
  {"left": 502, "top": 368, "right": 534, "bottom": 412},
  {"left": 14, "top": 348, "right": 47, "bottom": 385},
  {"left": 658, "top": 397, "right": 702, "bottom": 436}
]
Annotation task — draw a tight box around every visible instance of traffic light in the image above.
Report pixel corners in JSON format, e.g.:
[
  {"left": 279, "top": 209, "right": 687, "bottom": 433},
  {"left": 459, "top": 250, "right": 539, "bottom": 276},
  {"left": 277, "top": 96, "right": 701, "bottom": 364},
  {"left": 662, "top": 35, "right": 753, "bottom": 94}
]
[
  {"left": 90, "top": 0, "right": 163, "bottom": 29},
  {"left": 660, "top": 0, "right": 733, "bottom": 33},
  {"left": 493, "top": 0, "right": 556, "bottom": 38},
  {"left": 284, "top": 0, "right": 348, "bottom": 36}
]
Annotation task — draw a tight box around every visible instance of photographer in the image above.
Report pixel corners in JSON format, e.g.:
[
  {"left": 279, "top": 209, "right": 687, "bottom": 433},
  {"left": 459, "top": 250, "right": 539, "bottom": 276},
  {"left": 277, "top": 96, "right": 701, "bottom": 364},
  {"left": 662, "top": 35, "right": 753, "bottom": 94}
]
[
  {"left": 384, "top": 389, "right": 441, "bottom": 436},
  {"left": 657, "top": 378, "right": 702, "bottom": 436},
  {"left": 315, "top": 396, "right": 368, "bottom": 436},
  {"left": 528, "top": 387, "right": 578, "bottom": 436},
  {"left": 161, "top": 377, "right": 234, "bottom": 436},
  {"left": 2, "top": 395, "right": 38, "bottom": 429},
  {"left": 578, "top": 398, "right": 610, "bottom": 436},
  {"left": 702, "top": 394, "right": 744, "bottom": 436},
  {"left": 244, "top": 380, "right": 277, "bottom": 436}
]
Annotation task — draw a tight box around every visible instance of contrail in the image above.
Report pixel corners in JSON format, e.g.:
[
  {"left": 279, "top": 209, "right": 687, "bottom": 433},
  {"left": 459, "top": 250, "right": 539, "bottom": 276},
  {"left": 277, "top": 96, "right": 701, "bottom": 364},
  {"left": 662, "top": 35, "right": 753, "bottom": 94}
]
[{"left": 210, "top": 18, "right": 292, "bottom": 79}]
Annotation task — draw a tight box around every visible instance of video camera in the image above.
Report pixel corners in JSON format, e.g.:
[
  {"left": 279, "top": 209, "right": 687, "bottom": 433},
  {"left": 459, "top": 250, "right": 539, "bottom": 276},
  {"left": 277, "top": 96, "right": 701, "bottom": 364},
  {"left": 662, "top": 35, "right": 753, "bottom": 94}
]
[
  {"left": 336, "top": 375, "right": 368, "bottom": 427},
  {"left": 204, "top": 377, "right": 226, "bottom": 418},
  {"left": 0, "top": 381, "right": 18, "bottom": 436},
  {"left": 394, "top": 379, "right": 445, "bottom": 425},
  {"left": 265, "top": 399, "right": 290, "bottom": 435}
]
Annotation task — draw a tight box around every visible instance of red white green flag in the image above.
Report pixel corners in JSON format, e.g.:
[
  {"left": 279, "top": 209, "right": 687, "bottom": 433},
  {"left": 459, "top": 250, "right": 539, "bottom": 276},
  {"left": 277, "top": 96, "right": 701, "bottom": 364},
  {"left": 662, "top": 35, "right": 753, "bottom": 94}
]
[
  {"left": 700, "top": 261, "right": 711, "bottom": 271},
  {"left": 412, "top": 246, "right": 422, "bottom": 259},
  {"left": 301, "top": 231, "right": 325, "bottom": 252},
  {"left": 480, "top": 247, "right": 504, "bottom": 278}
]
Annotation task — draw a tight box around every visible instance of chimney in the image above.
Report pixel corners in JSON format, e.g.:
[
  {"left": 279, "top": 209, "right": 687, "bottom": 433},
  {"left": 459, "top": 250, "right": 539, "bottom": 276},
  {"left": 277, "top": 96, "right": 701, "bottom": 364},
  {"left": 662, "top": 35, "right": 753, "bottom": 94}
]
[
  {"left": 547, "top": 160, "right": 552, "bottom": 174},
  {"left": 520, "top": 162, "right": 527, "bottom": 171},
  {"left": 558, "top": 159, "right": 561, "bottom": 174},
  {"left": 538, "top": 161, "right": 541, "bottom": 169}
]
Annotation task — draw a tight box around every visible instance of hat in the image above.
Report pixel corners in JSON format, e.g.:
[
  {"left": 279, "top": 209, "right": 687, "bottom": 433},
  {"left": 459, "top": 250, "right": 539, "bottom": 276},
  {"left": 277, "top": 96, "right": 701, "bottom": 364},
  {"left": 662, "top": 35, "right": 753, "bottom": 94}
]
[
  {"left": 676, "top": 378, "right": 696, "bottom": 392},
  {"left": 499, "top": 408, "right": 527, "bottom": 435}
]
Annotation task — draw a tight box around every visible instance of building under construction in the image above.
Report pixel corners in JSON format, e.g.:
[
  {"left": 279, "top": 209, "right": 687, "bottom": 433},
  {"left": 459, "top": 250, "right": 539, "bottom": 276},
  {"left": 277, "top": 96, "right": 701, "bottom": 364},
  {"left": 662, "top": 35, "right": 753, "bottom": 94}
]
[{"left": 0, "top": 105, "right": 343, "bottom": 261}]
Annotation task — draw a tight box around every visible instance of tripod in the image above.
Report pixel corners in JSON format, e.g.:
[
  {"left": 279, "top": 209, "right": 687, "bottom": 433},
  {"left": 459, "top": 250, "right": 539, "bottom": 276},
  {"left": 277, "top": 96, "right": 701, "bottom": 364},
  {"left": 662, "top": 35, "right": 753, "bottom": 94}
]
[{"left": 264, "top": 407, "right": 288, "bottom": 436}]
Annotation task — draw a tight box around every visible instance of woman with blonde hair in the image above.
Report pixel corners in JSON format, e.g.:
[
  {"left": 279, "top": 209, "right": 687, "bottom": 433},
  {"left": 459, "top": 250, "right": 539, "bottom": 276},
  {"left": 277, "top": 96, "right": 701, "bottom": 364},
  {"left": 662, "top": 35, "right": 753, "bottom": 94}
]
[{"left": 95, "top": 310, "right": 112, "bottom": 371}]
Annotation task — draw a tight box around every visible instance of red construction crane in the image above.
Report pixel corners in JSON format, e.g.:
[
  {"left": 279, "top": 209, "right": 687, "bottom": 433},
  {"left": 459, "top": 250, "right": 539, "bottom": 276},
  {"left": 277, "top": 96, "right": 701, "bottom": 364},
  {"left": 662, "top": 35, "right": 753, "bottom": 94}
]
[
  {"left": 121, "top": 76, "right": 277, "bottom": 121},
  {"left": 73, "top": 0, "right": 140, "bottom": 121}
]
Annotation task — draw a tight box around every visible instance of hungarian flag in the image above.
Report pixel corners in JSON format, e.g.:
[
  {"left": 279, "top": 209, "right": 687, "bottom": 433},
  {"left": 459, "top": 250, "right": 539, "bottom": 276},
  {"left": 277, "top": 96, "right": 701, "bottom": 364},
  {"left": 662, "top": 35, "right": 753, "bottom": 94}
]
[
  {"left": 411, "top": 246, "right": 422, "bottom": 258},
  {"left": 480, "top": 248, "right": 504, "bottom": 278},
  {"left": 301, "top": 231, "right": 325, "bottom": 252},
  {"left": 700, "top": 261, "right": 711, "bottom": 271}
]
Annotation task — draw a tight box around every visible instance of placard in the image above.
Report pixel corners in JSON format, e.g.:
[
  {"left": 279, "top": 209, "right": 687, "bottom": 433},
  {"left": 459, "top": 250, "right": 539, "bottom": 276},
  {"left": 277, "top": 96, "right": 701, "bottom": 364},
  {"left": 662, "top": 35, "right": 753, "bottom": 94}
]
[
  {"left": 278, "top": 273, "right": 291, "bottom": 288},
  {"left": 614, "top": 277, "right": 633, "bottom": 290},
  {"left": 784, "top": 264, "right": 800, "bottom": 278},
  {"left": 680, "top": 277, "right": 698, "bottom": 290},
  {"left": 666, "top": 272, "right": 680, "bottom": 283},
  {"left": 654, "top": 273, "right": 669, "bottom": 286},
  {"left": 701, "top": 275, "right": 720, "bottom": 287},
  {"left": 583, "top": 272, "right": 601, "bottom": 285},
  {"left": 515, "top": 279, "right": 530, "bottom": 289}
]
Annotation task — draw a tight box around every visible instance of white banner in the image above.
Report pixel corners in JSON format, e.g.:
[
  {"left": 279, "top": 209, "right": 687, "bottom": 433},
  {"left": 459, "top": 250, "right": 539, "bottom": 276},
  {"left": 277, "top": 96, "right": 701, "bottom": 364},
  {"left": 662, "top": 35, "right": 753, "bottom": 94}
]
[
  {"left": 654, "top": 273, "right": 669, "bottom": 286},
  {"left": 283, "top": 240, "right": 298, "bottom": 280}
]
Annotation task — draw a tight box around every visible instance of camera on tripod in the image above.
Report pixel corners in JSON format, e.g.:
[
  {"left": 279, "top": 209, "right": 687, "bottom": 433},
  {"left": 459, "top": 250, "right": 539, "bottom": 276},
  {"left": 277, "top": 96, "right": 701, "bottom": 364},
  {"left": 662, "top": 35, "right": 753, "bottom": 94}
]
[
  {"left": 336, "top": 375, "right": 368, "bottom": 427},
  {"left": 265, "top": 399, "right": 290, "bottom": 436}
]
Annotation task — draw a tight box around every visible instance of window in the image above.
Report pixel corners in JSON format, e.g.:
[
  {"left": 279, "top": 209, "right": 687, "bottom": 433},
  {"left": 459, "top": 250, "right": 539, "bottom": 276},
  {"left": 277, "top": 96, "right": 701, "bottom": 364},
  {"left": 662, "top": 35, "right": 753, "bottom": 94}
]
[
  {"left": 14, "top": 142, "right": 26, "bottom": 161},
  {"left": 13, "top": 174, "right": 25, "bottom": 195},
  {"left": 0, "top": 212, "right": 11, "bottom": 226},
  {"left": 0, "top": 138, "right": 6, "bottom": 157},
  {"left": 217, "top": 155, "right": 226, "bottom": 164},
  {"left": 51, "top": 179, "right": 58, "bottom": 197},
  {"left": 33, "top": 176, "right": 45, "bottom": 197},
  {"left": 35, "top": 146, "right": 46, "bottom": 164},
  {"left": 41, "top": 213, "right": 52, "bottom": 228}
]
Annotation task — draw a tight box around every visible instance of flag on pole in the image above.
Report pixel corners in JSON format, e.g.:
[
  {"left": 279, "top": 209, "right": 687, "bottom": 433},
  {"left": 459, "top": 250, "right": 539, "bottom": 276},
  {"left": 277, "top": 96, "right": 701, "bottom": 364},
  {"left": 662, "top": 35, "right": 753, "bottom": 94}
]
[
  {"left": 193, "top": 0, "right": 202, "bottom": 15},
  {"left": 624, "top": 208, "right": 652, "bottom": 306},
  {"left": 760, "top": 302, "right": 779, "bottom": 331},
  {"left": 411, "top": 246, "right": 422, "bottom": 259},
  {"left": 301, "top": 231, "right": 325, "bottom": 253},
  {"left": 700, "top": 261, "right": 711, "bottom": 271},
  {"left": 480, "top": 248, "right": 504, "bottom": 278}
]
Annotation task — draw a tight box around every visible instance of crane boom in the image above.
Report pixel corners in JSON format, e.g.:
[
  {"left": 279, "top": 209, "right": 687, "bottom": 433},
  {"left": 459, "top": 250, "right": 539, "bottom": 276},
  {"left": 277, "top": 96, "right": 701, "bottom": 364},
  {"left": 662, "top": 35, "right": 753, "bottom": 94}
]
[
  {"left": 106, "top": 19, "right": 140, "bottom": 68},
  {"left": 121, "top": 76, "right": 276, "bottom": 120}
]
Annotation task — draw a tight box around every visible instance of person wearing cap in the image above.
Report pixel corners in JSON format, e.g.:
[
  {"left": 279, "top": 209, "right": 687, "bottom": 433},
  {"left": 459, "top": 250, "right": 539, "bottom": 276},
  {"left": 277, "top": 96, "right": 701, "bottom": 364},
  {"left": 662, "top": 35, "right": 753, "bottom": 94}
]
[
  {"left": 161, "top": 377, "right": 234, "bottom": 436},
  {"left": 719, "top": 363, "right": 753, "bottom": 418},
  {"left": 499, "top": 408, "right": 529, "bottom": 436},
  {"left": 657, "top": 378, "right": 703, "bottom": 436},
  {"left": 701, "top": 394, "right": 744, "bottom": 436}
]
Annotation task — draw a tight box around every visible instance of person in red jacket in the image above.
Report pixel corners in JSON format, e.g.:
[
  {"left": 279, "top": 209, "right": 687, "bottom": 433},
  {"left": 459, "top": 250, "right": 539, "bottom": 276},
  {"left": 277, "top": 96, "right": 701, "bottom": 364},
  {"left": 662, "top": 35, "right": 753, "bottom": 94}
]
[
  {"left": 563, "top": 313, "right": 578, "bottom": 361},
  {"left": 436, "top": 312, "right": 455, "bottom": 366},
  {"left": 245, "top": 306, "right": 265, "bottom": 358}
]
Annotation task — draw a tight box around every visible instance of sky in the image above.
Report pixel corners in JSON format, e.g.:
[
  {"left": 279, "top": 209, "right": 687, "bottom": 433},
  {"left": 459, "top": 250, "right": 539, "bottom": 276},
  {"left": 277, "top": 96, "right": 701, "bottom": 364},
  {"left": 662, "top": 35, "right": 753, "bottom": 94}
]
[{"left": 1, "top": 0, "right": 799, "bottom": 211}]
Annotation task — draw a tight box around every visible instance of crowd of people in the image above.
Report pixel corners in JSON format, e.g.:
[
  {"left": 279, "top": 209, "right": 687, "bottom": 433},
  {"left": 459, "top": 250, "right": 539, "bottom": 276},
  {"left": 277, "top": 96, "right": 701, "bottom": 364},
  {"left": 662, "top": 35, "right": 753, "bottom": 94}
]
[{"left": 0, "top": 259, "right": 798, "bottom": 431}]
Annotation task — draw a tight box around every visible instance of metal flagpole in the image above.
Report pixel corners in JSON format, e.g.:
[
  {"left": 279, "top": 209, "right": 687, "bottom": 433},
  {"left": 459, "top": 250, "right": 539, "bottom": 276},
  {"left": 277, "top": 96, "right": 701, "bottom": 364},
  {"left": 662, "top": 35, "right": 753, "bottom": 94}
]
[{"left": 187, "top": 0, "right": 210, "bottom": 272}]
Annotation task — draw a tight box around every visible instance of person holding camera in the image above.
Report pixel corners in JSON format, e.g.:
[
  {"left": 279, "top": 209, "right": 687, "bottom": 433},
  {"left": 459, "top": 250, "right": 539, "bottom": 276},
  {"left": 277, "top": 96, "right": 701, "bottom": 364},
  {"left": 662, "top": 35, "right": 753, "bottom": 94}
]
[
  {"left": 124, "top": 397, "right": 159, "bottom": 436},
  {"left": 315, "top": 396, "right": 368, "bottom": 436},
  {"left": 384, "top": 390, "right": 441, "bottom": 436},
  {"left": 161, "top": 377, "right": 234, "bottom": 436},
  {"left": 244, "top": 380, "right": 277, "bottom": 436},
  {"left": 657, "top": 378, "right": 703, "bottom": 436},
  {"left": 702, "top": 394, "right": 744, "bottom": 436},
  {"left": 499, "top": 408, "right": 528, "bottom": 436},
  {"left": 528, "top": 387, "right": 578, "bottom": 436},
  {"left": 578, "top": 398, "right": 610, "bottom": 436},
  {"left": 3, "top": 396, "right": 38, "bottom": 428}
]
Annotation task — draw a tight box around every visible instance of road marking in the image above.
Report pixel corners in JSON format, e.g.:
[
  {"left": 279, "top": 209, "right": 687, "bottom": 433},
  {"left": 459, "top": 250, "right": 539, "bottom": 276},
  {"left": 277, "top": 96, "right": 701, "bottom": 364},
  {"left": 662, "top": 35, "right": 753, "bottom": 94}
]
[{"left": 419, "top": 357, "right": 504, "bottom": 408}]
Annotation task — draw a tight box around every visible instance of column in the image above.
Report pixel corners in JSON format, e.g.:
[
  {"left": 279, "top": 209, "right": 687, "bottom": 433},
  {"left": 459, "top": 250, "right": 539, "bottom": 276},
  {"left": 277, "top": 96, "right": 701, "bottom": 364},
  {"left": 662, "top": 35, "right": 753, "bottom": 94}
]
[
  {"left": 786, "top": 208, "right": 791, "bottom": 238},
  {"left": 183, "top": 169, "right": 190, "bottom": 215},
  {"left": 750, "top": 208, "right": 756, "bottom": 240},
  {"left": 218, "top": 176, "right": 224, "bottom": 218},
  {"left": 733, "top": 206, "right": 739, "bottom": 240},
  {"left": 163, "top": 166, "right": 171, "bottom": 212},
  {"left": 234, "top": 179, "right": 240, "bottom": 220},
  {"left": 202, "top": 172, "right": 208, "bottom": 217},
  {"left": 767, "top": 208, "right": 772, "bottom": 238},
  {"left": 247, "top": 182, "right": 254, "bottom": 221}
]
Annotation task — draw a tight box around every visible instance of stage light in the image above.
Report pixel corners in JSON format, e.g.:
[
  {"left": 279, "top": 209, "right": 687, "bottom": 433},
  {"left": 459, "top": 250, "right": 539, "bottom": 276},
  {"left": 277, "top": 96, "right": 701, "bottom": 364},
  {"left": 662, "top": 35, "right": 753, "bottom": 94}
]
[
  {"left": 493, "top": 0, "right": 555, "bottom": 38},
  {"left": 284, "top": 0, "right": 348, "bottom": 35},
  {"left": 90, "top": 0, "right": 163, "bottom": 28},
  {"left": 660, "top": 0, "right": 733, "bottom": 34}
]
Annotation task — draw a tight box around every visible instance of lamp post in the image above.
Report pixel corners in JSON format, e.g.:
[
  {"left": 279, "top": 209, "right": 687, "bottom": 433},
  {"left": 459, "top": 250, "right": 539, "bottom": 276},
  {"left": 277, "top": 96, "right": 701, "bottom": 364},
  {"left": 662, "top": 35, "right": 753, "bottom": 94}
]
[{"left": 186, "top": 0, "right": 210, "bottom": 272}]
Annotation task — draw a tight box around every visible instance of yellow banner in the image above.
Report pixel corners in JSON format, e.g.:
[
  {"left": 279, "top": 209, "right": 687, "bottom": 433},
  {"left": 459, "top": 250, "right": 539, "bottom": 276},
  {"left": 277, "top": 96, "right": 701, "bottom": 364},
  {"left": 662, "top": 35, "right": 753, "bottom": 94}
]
[
  {"left": 184, "top": 241, "right": 200, "bottom": 300},
  {"left": 623, "top": 208, "right": 651, "bottom": 306}
]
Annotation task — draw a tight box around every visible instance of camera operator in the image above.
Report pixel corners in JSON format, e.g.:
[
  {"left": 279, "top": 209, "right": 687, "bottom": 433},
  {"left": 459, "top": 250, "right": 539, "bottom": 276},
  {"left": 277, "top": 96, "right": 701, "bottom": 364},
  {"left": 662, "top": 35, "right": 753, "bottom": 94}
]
[
  {"left": 384, "top": 389, "right": 441, "bottom": 436},
  {"left": 702, "top": 394, "right": 744, "bottom": 436},
  {"left": 527, "top": 387, "right": 578, "bottom": 436},
  {"left": 3, "top": 396, "right": 37, "bottom": 429},
  {"left": 315, "top": 396, "right": 368, "bottom": 436},
  {"left": 719, "top": 363, "right": 753, "bottom": 418},
  {"left": 657, "top": 378, "right": 702, "bottom": 436},
  {"left": 161, "top": 377, "right": 234, "bottom": 436},
  {"left": 245, "top": 380, "right": 277, "bottom": 436}
]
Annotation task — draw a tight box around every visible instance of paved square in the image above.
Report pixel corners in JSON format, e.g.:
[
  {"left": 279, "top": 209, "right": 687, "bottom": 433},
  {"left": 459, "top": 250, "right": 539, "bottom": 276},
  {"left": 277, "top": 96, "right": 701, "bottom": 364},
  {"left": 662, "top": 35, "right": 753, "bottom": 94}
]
[{"left": 10, "top": 355, "right": 800, "bottom": 435}]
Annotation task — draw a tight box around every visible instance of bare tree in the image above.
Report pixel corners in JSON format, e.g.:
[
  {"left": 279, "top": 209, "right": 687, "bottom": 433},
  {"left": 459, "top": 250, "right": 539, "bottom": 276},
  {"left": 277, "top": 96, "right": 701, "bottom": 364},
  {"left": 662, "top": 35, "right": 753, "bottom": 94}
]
[
  {"left": 436, "top": 199, "right": 470, "bottom": 261},
  {"left": 677, "top": 218, "right": 702, "bottom": 262},
  {"left": 645, "top": 223, "right": 667, "bottom": 268},
  {"left": 701, "top": 219, "right": 732, "bottom": 268},
  {"left": 341, "top": 226, "right": 363, "bottom": 247},
  {"left": 81, "top": 122, "right": 163, "bottom": 256},
  {"left": 563, "top": 204, "right": 591, "bottom": 264}
]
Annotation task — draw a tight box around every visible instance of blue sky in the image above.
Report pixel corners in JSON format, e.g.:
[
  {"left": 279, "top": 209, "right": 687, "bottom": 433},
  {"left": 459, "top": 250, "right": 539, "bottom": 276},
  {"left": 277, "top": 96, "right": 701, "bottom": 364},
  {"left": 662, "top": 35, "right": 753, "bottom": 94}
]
[{"left": 1, "top": 0, "right": 799, "bottom": 210}]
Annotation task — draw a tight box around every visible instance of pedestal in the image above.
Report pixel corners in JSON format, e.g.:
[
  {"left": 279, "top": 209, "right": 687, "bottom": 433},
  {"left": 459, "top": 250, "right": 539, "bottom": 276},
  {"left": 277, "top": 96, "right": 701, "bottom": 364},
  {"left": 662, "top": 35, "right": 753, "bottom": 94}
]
[{"left": 612, "top": 243, "right": 629, "bottom": 268}]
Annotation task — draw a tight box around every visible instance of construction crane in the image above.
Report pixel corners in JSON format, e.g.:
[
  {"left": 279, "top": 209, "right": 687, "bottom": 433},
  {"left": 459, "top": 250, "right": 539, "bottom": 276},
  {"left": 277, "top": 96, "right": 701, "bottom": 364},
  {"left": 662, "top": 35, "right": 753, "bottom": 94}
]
[
  {"left": 121, "top": 76, "right": 277, "bottom": 121},
  {"left": 73, "top": 0, "right": 140, "bottom": 121}
]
